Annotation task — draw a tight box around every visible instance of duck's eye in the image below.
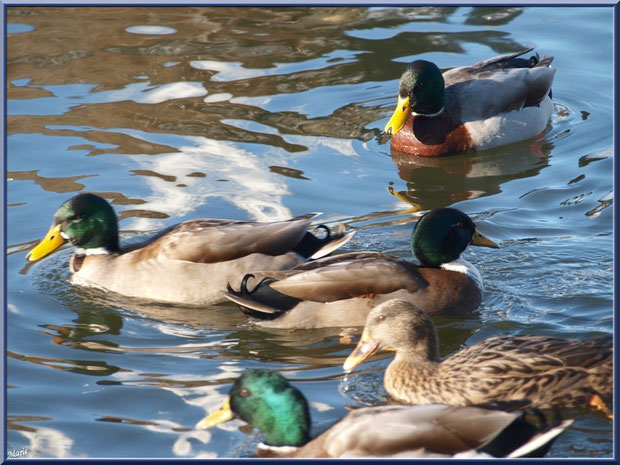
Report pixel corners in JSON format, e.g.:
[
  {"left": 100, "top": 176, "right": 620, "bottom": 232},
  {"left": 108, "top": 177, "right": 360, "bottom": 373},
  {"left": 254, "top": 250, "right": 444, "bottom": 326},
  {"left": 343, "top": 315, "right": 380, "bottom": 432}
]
[
  {"left": 378, "top": 314, "right": 386, "bottom": 322},
  {"left": 69, "top": 215, "right": 82, "bottom": 222},
  {"left": 412, "top": 81, "right": 424, "bottom": 92},
  {"left": 239, "top": 388, "right": 251, "bottom": 398}
]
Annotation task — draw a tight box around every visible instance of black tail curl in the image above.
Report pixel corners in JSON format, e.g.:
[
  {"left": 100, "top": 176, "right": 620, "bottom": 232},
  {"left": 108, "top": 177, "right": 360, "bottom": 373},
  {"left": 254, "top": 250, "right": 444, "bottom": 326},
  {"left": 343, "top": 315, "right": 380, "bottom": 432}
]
[
  {"left": 226, "top": 273, "right": 301, "bottom": 320},
  {"left": 292, "top": 224, "right": 332, "bottom": 259},
  {"left": 479, "top": 405, "right": 565, "bottom": 458},
  {"left": 239, "top": 273, "right": 272, "bottom": 296}
]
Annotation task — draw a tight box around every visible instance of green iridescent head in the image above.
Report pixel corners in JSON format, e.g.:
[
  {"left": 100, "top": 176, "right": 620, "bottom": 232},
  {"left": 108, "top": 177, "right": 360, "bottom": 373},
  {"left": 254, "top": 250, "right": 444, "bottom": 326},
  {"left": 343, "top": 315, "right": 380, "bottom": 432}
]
[
  {"left": 27, "top": 193, "right": 120, "bottom": 261},
  {"left": 385, "top": 60, "right": 446, "bottom": 134},
  {"left": 411, "top": 208, "right": 498, "bottom": 267},
  {"left": 197, "top": 369, "right": 311, "bottom": 447}
]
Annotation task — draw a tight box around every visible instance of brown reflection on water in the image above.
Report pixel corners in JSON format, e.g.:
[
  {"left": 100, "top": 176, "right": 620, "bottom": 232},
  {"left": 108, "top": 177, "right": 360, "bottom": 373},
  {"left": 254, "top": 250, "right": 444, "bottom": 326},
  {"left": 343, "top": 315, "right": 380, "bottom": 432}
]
[
  {"left": 7, "top": 6, "right": 532, "bottom": 152},
  {"left": 8, "top": 170, "right": 95, "bottom": 193},
  {"left": 7, "top": 350, "right": 125, "bottom": 377},
  {"left": 8, "top": 415, "right": 53, "bottom": 433}
]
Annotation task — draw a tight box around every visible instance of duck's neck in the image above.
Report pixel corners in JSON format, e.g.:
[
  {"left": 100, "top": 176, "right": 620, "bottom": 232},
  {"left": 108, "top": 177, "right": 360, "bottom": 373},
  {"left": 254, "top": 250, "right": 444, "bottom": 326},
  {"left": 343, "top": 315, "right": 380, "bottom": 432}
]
[
  {"left": 396, "top": 344, "right": 441, "bottom": 365},
  {"left": 256, "top": 443, "right": 301, "bottom": 458},
  {"left": 253, "top": 396, "right": 311, "bottom": 447},
  {"left": 412, "top": 106, "right": 445, "bottom": 118},
  {"left": 385, "top": 354, "right": 441, "bottom": 404},
  {"left": 440, "top": 257, "right": 483, "bottom": 292},
  {"left": 75, "top": 246, "right": 112, "bottom": 256},
  {"left": 413, "top": 255, "right": 484, "bottom": 293},
  {"left": 261, "top": 418, "right": 310, "bottom": 448}
]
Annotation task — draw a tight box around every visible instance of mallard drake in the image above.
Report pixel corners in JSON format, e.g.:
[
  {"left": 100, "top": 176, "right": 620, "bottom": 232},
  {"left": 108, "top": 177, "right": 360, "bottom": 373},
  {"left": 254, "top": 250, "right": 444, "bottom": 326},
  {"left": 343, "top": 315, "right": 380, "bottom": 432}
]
[
  {"left": 26, "top": 193, "right": 354, "bottom": 305},
  {"left": 196, "top": 369, "right": 572, "bottom": 458},
  {"left": 384, "top": 48, "right": 555, "bottom": 157},
  {"left": 223, "top": 207, "right": 498, "bottom": 328},
  {"left": 344, "top": 299, "right": 613, "bottom": 417}
]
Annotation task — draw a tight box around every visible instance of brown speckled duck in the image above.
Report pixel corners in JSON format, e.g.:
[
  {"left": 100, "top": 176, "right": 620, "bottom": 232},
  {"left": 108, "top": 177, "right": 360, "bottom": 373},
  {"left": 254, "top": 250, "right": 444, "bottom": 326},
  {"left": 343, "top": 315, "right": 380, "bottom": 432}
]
[
  {"left": 224, "top": 208, "right": 498, "bottom": 329},
  {"left": 384, "top": 48, "right": 555, "bottom": 157},
  {"left": 26, "top": 193, "right": 354, "bottom": 305},
  {"left": 196, "top": 369, "right": 572, "bottom": 458},
  {"left": 344, "top": 299, "right": 612, "bottom": 417}
]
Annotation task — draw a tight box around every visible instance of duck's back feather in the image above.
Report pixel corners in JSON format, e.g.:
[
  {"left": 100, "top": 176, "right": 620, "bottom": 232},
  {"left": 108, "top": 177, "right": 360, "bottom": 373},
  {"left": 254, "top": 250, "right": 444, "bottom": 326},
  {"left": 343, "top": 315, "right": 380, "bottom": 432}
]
[
  {"left": 447, "top": 334, "right": 612, "bottom": 375},
  {"left": 291, "top": 404, "right": 567, "bottom": 458},
  {"left": 259, "top": 252, "right": 426, "bottom": 302},
  {"left": 444, "top": 50, "right": 555, "bottom": 122},
  {"left": 131, "top": 214, "right": 317, "bottom": 264},
  {"left": 436, "top": 334, "right": 613, "bottom": 407}
]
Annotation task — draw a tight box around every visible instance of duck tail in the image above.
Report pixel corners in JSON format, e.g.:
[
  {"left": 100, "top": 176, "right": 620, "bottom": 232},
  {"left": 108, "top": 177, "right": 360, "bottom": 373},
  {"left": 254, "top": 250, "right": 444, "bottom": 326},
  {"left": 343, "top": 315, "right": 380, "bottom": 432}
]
[
  {"left": 293, "top": 223, "right": 355, "bottom": 260},
  {"left": 480, "top": 407, "right": 572, "bottom": 458},
  {"left": 224, "top": 274, "right": 300, "bottom": 320},
  {"left": 506, "top": 418, "right": 574, "bottom": 458},
  {"left": 535, "top": 55, "right": 554, "bottom": 68}
]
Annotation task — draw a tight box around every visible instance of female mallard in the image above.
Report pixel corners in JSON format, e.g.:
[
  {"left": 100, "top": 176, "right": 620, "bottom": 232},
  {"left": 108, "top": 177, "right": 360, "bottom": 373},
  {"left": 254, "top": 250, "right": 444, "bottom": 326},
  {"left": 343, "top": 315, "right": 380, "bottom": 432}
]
[
  {"left": 196, "top": 369, "right": 571, "bottom": 458},
  {"left": 26, "top": 193, "right": 354, "bottom": 305},
  {"left": 344, "top": 300, "right": 613, "bottom": 417},
  {"left": 384, "top": 48, "right": 555, "bottom": 157},
  {"left": 224, "top": 207, "right": 498, "bottom": 328}
]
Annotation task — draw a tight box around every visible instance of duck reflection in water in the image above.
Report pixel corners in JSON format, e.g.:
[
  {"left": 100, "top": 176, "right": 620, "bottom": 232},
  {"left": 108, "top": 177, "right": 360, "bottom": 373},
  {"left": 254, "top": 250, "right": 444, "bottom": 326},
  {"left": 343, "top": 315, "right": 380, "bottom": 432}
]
[{"left": 389, "top": 137, "right": 553, "bottom": 211}]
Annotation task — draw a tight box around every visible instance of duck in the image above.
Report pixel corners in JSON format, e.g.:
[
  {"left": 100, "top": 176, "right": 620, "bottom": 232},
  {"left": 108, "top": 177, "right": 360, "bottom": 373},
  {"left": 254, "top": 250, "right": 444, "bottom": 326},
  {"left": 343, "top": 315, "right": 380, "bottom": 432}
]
[
  {"left": 26, "top": 193, "right": 354, "bottom": 305},
  {"left": 223, "top": 207, "right": 498, "bottom": 329},
  {"left": 343, "top": 299, "right": 613, "bottom": 417},
  {"left": 196, "top": 369, "right": 572, "bottom": 458},
  {"left": 384, "top": 48, "right": 555, "bottom": 157}
]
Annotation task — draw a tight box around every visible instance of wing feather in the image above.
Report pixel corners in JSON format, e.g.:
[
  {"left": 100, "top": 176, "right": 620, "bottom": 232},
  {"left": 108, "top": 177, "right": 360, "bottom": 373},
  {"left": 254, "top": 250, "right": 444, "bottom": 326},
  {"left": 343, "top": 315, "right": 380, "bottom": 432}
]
[
  {"left": 265, "top": 252, "right": 425, "bottom": 302},
  {"left": 442, "top": 49, "right": 555, "bottom": 121},
  {"left": 137, "top": 214, "right": 316, "bottom": 263}
]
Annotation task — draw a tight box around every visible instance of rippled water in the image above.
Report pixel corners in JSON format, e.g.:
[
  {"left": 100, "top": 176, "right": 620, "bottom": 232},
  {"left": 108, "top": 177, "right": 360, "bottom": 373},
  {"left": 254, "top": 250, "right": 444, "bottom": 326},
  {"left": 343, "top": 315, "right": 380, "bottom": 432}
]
[{"left": 6, "top": 6, "right": 614, "bottom": 458}]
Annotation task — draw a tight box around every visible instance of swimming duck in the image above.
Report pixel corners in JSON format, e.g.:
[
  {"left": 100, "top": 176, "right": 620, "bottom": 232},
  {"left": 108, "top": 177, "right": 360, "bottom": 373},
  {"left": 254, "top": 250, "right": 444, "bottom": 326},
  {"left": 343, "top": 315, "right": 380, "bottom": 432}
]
[
  {"left": 344, "top": 299, "right": 613, "bottom": 417},
  {"left": 384, "top": 48, "right": 555, "bottom": 157},
  {"left": 196, "top": 369, "right": 572, "bottom": 458},
  {"left": 26, "top": 193, "right": 354, "bottom": 305},
  {"left": 224, "top": 207, "right": 498, "bottom": 328}
]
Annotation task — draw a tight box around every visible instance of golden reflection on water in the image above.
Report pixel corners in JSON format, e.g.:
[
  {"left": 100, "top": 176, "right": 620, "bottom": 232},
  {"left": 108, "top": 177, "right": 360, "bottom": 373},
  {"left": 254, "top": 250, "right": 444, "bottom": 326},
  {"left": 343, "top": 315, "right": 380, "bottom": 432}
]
[
  {"left": 7, "top": 6, "right": 551, "bottom": 222},
  {"left": 7, "top": 6, "right": 534, "bottom": 147}
]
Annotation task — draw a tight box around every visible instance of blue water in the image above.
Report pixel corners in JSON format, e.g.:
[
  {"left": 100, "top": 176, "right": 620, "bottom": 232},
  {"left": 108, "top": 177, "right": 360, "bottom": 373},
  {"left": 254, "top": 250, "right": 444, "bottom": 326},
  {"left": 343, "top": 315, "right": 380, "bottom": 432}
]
[{"left": 6, "top": 6, "right": 613, "bottom": 458}]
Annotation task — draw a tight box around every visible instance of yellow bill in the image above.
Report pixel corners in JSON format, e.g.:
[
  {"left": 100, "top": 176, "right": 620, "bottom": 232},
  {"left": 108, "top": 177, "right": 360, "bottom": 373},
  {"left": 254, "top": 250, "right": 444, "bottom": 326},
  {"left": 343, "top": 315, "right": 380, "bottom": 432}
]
[
  {"left": 343, "top": 328, "right": 380, "bottom": 373},
  {"left": 27, "top": 224, "right": 66, "bottom": 262},
  {"left": 195, "top": 397, "right": 234, "bottom": 430},
  {"left": 384, "top": 94, "right": 411, "bottom": 135},
  {"left": 471, "top": 229, "right": 499, "bottom": 249}
]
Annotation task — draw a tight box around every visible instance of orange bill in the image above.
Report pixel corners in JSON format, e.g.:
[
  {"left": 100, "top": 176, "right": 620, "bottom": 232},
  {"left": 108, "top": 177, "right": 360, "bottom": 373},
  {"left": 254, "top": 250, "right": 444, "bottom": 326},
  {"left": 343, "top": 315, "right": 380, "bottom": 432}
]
[{"left": 343, "top": 328, "right": 380, "bottom": 373}]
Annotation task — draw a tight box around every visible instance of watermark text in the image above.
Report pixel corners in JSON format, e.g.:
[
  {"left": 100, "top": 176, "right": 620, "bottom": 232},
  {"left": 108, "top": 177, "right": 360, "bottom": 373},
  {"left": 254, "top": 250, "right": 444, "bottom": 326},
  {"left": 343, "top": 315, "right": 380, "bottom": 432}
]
[{"left": 7, "top": 448, "right": 29, "bottom": 458}]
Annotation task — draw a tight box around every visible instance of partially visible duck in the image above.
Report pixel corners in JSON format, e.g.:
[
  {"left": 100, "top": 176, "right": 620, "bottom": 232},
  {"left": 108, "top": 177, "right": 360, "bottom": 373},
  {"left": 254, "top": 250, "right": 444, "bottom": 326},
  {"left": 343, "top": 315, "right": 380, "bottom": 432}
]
[
  {"left": 224, "top": 207, "right": 498, "bottom": 328},
  {"left": 344, "top": 299, "right": 613, "bottom": 417},
  {"left": 26, "top": 193, "right": 354, "bottom": 305},
  {"left": 196, "top": 369, "right": 572, "bottom": 458},
  {"left": 384, "top": 48, "right": 555, "bottom": 157}
]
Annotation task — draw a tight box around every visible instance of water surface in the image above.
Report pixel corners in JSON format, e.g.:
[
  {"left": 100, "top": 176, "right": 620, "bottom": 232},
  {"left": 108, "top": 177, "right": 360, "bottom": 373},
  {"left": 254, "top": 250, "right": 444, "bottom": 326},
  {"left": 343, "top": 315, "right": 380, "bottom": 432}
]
[{"left": 6, "top": 6, "right": 614, "bottom": 458}]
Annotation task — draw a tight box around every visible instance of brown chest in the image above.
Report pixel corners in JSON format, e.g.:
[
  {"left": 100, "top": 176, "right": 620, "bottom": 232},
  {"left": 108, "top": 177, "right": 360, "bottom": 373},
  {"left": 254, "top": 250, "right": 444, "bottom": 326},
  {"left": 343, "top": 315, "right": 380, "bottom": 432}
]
[{"left": 390, "top": 113, "right": 475, "bottom": 157}]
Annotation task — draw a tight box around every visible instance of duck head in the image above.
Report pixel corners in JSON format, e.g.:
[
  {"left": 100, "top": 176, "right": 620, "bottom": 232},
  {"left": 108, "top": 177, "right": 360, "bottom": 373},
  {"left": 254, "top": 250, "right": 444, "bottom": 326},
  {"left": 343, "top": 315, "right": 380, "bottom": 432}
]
[
  {"left": 411, "top": 207, "right": 498, "bottom": 268},
  {"left": 196, "top": 369, "right": 311, "bottom": 447},
  {"left": 384, "top": 60, "right": 446, "bottom": 135},
  {"left": 27, "top": 193, "right": 120, "bottom": 261}
]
